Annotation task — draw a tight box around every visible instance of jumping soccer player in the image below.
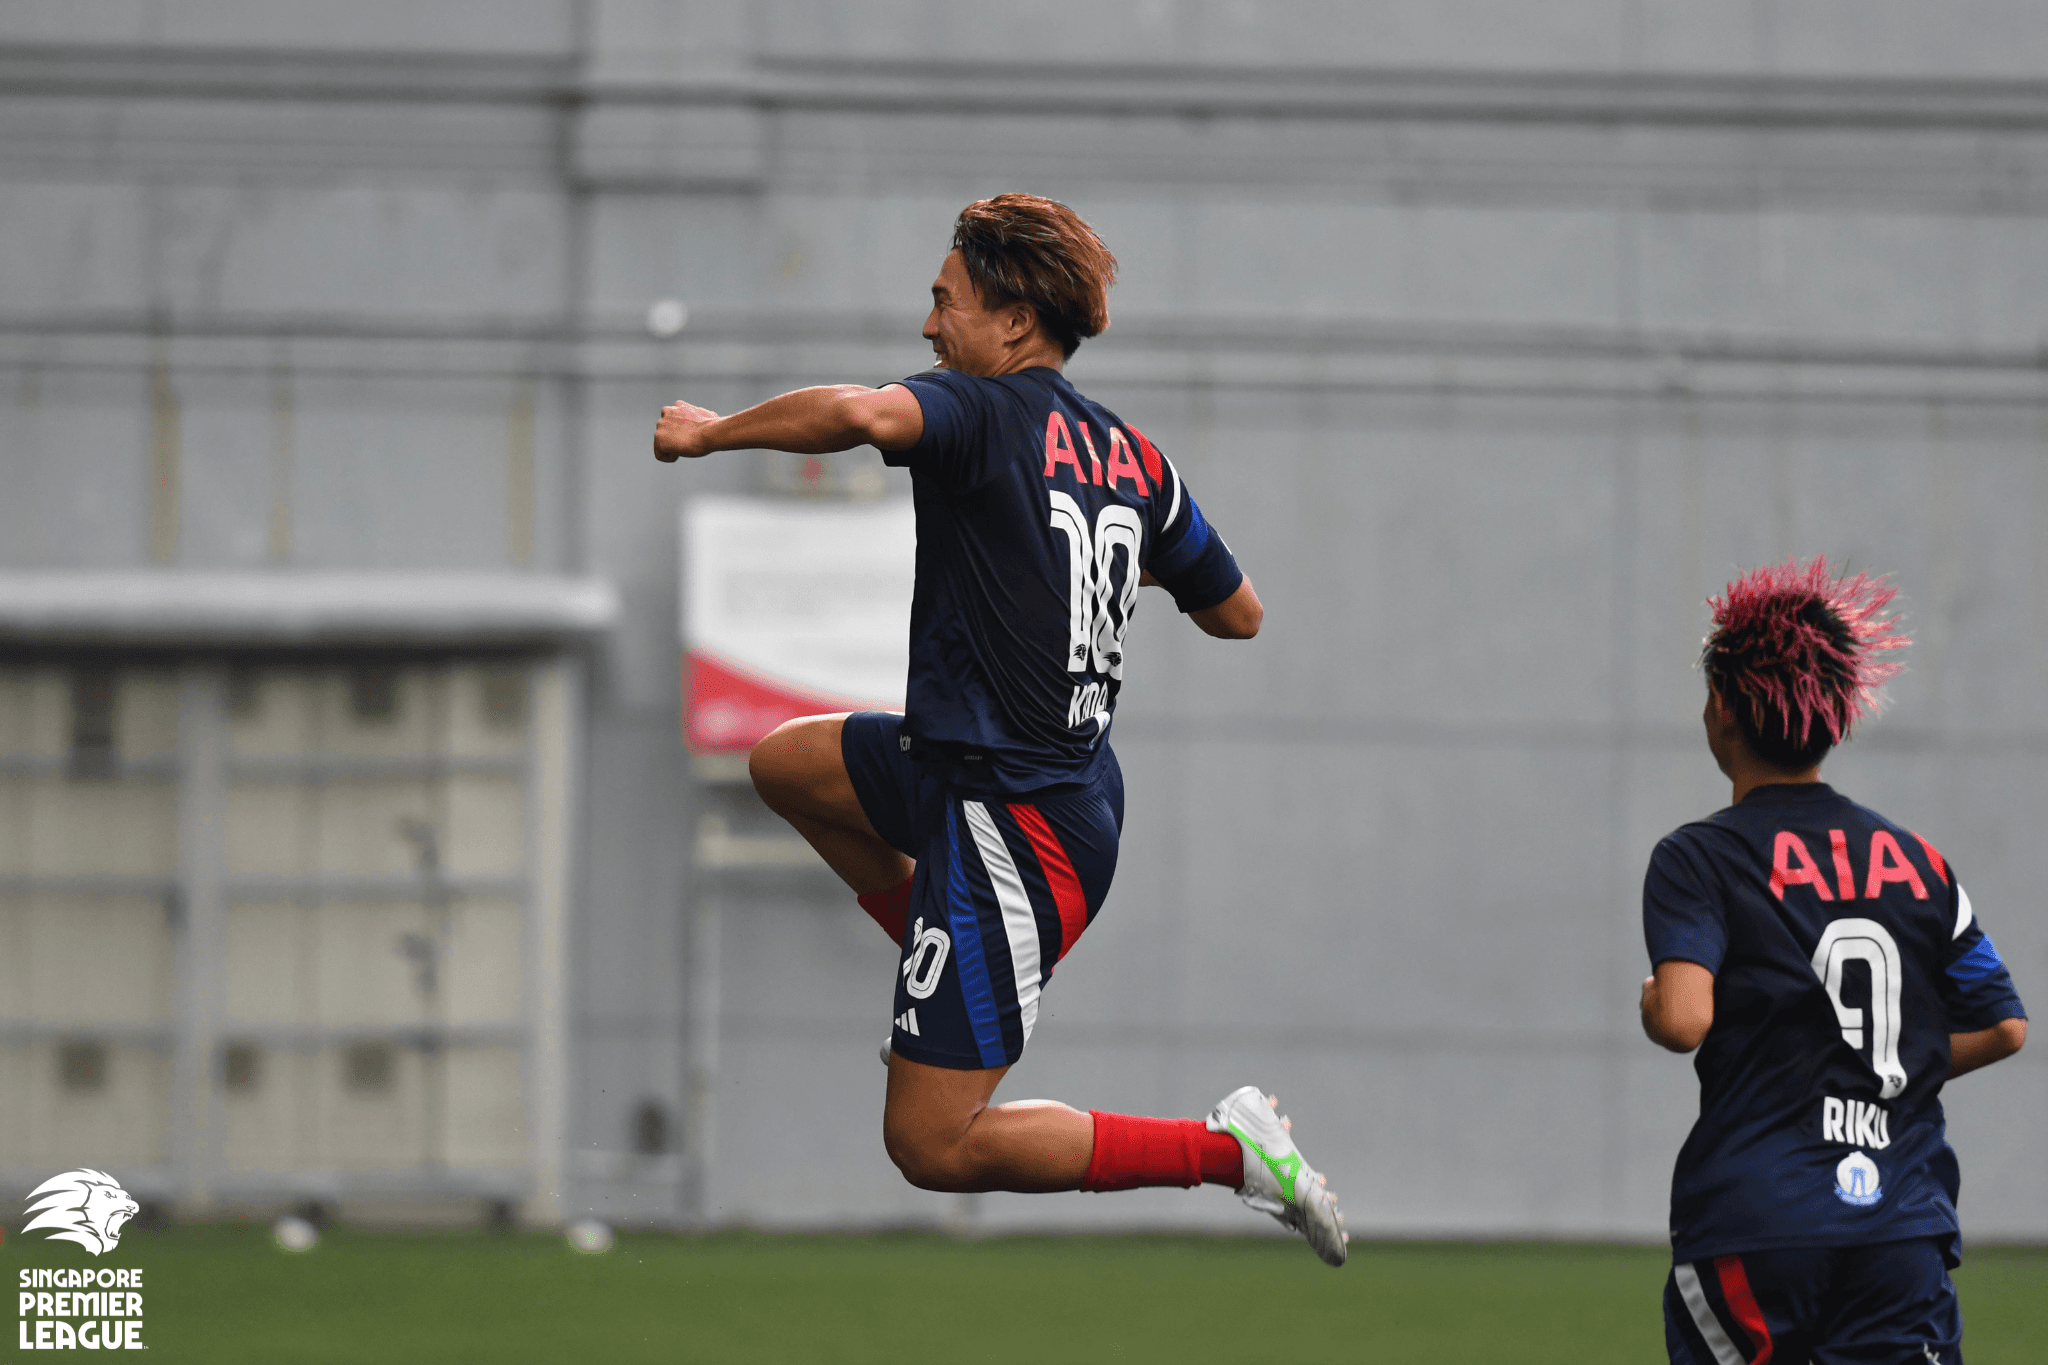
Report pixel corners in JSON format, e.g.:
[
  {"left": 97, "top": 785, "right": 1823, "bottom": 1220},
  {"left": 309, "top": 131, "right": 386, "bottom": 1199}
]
[
  {"left": 652, "top": 194, "right": 1345, "bottom": 1264},
  {"left": 1641, "top": 558, "right": 2026, "bottom": 1363}
]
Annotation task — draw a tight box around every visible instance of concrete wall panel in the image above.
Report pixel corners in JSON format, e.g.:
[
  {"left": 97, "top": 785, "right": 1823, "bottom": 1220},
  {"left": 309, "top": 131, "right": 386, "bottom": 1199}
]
[
  {"left": 0, "top": 367, "right": 154, "bottom": 569},
  {"left": 149, "top": 184, "right": 568, "bottom": 322},
  {"left": 0, "top": 0, "right": 576, "bottom": 55},
  {"left": 0, "top": 180, "right": 150, "bottom": 313},
  {"left": 289, "top": 375, "right": 535, "bottom": 571}
]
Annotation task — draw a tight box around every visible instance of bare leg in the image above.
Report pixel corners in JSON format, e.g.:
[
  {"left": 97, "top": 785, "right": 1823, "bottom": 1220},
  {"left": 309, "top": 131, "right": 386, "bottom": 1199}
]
[
  {"left": 881, "top": 1053, "right": 1094, "bottom": 1193},
  {"left": 749, "top": 714, "right": 913, "bottom": 895}
]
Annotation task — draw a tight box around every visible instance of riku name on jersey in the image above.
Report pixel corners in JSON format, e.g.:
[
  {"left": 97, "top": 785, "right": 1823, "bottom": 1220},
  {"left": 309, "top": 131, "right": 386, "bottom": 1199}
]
[
  {"left": 1821, "top": 1096, "right": 1891, "bottom": 1149},
  {"left": 1042, "top": 412, "right": 1161, "bottom": 493},
  {"left": 1771, "top": 828, "right": 1945, "bottom": 902}
]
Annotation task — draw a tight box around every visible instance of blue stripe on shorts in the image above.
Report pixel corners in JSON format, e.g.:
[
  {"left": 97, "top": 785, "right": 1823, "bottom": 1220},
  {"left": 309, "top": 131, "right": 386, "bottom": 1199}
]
[{"left": 943, "top": 803, "right": 1008, "bottom": 1069}]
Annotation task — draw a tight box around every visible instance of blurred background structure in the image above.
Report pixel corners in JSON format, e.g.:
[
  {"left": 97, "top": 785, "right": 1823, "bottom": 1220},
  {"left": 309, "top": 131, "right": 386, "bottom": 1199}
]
[{"left": 1, "top": 2, "right": 2043, "bottom": 1241}]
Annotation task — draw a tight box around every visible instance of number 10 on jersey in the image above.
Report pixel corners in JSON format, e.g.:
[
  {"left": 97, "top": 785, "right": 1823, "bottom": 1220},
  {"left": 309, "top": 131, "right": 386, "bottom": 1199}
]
[{"left": 1049, "top": 491, "right": 1143, "bottom": 733}]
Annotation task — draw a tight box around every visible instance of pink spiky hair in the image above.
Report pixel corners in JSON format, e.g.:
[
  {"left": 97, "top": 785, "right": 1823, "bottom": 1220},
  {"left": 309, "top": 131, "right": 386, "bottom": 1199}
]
[{"left": 1701, "top": 555, "right": 1909, "bottom": 748}]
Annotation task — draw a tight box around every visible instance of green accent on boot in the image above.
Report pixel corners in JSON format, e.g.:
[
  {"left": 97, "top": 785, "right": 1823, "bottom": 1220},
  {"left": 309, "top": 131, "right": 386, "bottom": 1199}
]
[{"left": 1227, "top": 1122, "right": 1304, "bottom": 1206}]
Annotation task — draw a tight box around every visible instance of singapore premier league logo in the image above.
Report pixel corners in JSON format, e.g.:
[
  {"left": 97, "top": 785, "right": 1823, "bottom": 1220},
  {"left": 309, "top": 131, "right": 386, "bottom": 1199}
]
[
  {"left": 17, "top": 1169, "right": 150, "bottom": 1352},
  {"left": 23, "top": 1169, "right": 139, "bottom": 1256}
]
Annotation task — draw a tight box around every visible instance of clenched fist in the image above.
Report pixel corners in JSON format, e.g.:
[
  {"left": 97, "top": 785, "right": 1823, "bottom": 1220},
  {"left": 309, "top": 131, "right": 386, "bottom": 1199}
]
[{"left": 654, "top": 399, "right": 720, "bottom": 462}]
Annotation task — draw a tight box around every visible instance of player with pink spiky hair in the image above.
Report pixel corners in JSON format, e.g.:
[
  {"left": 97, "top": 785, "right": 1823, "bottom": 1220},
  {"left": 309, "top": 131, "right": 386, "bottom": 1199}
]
[
  {"left": 1639, "top": 557, "right": 2025, "bottom": 1365},
  {"left": 1700, "top": 555, "right": 1908, "bottom": 769}
]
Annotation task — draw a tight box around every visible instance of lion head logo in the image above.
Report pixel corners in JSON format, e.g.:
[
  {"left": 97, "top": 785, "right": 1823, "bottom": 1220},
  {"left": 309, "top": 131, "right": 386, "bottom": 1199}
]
[{"left": 23, "top": 1169, "right": 139, "bottom": 1256}]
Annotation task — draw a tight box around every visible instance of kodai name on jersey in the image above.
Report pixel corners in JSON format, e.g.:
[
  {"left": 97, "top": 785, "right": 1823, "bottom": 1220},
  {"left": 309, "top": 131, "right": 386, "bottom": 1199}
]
[
  {"left": 1643, "top": 782, "right": 2025, "bottom": 1263},
  {"left": 886, "top": 366, "right": 1242, "bottom": 793}
]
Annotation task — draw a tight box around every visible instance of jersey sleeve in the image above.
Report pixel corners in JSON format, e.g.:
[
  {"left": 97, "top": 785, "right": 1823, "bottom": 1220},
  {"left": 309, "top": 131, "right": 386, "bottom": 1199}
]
[
  {"left": 1643, "top": 832, "right": 1727, "bottom": 974},
  {"left": 1937, "top": 872, "right": 2026, "bottom": 1032},
  {"left": 1141, "top": 450, "right": 1243, "bottom": 614},
  {"left": 887, "top": 369, "right": 1000, "bottom": 491}
]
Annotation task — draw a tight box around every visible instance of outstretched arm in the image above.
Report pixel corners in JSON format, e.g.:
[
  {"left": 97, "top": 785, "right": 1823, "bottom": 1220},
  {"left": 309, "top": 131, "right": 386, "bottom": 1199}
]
[{"left": 655, "top": 384, "right": 924, "bottom": 462}]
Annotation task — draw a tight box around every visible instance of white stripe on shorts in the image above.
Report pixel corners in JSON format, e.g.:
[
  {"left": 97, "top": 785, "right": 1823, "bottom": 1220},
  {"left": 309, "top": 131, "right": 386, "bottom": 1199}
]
[
  {"left": 962, "top": 800, "right": 1042, "bottom": 1045},
  {"left": 1673, "top": 1262, "right": 1747, "bottom": 1365}
]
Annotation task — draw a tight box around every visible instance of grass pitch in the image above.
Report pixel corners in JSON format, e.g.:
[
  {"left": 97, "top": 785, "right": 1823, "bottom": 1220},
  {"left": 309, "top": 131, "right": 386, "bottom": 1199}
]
[{"left": 10, "top": 1224, "right": 2042, "bottom": 1363}]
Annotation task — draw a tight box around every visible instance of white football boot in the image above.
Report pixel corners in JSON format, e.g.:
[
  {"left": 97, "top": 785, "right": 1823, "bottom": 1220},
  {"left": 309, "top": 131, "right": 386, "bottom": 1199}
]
[{"left": 1207, "top": 1085, "right": 1348, "bottom": 1267}]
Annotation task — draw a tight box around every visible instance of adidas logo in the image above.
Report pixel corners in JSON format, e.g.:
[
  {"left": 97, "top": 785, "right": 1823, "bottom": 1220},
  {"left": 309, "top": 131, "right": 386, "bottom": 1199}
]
[{"left": 893, "top": 1008, "right": 921, "bottom": 1036}]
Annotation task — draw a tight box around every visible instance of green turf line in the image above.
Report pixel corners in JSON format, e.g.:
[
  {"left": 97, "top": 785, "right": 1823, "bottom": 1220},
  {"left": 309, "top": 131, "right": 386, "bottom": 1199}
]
[{"left": 7, "top": 1226, "right": 2041, "bottom": 1365}]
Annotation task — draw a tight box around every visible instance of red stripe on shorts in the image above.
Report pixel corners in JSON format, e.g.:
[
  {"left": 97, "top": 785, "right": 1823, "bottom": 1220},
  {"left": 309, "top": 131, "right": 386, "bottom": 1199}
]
[
  {"left": 1713, "top": 1255, "right": 1774, "bottom": 1365},
  {"left": 1008, "top": 803, "right": 1089, "bottom": 961}
]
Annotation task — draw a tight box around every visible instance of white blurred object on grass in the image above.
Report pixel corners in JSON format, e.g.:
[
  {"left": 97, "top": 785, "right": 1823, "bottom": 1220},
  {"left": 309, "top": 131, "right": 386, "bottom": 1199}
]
[
  {"left": 566, "top": 1219, "right": 614, "bottom": 1254},
  {"left": 272, "top": 1216, "right": 319, "bottom": 1252}
]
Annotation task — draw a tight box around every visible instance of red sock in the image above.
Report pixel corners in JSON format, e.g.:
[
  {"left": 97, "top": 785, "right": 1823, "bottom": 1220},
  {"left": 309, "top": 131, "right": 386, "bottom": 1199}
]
[
  {"left": 1080, "top": 1112, "right": 1243, "bottom": 1192},
  {"left": 856, "top": 875, "right": 914, "bottom": 943}
]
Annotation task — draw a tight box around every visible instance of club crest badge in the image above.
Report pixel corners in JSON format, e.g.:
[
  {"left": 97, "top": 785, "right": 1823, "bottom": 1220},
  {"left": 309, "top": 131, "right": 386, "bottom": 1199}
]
[{"left": 1833, "top": 1150, "right": 1883, "bottom": 1207}]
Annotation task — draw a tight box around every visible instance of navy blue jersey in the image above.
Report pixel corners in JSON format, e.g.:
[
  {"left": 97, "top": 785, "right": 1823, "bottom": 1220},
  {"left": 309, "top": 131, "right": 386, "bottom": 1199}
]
[
  {"left": 1644, "top": 782, "right": 2025, "bottom": 1264},
  {"left": 884, "top": 366, "right": 1242, "bottom": 793}
]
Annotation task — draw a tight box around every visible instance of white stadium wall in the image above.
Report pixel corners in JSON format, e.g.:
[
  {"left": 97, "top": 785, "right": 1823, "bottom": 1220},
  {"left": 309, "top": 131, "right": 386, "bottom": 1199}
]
[{"left": 0, "top": 1, "right": 2044, "bottom": 1240}]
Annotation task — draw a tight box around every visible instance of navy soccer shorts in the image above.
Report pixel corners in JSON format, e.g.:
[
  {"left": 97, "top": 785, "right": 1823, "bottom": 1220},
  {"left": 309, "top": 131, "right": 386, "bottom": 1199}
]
[
  {"left": 841, "top": 711, "right": 1122, "bottom": 1070},
  {"left": 1665, "top": 1238, "right": 1963, "bottom": 1364}
]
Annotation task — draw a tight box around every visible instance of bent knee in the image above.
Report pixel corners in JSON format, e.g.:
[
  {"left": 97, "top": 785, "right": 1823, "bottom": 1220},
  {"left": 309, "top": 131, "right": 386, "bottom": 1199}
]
[
  {"left": 883, "top": 1121, "right": 977, "bottom": 1193},
  {"left": 745, "top": 718, "right": 807, "bottom": 790},
  {"left": 748, "top": 714, "right": 846, "bottom": 806},
  {"left": 889, "top": 1149, "right": 976, "bottom": 1194}
]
